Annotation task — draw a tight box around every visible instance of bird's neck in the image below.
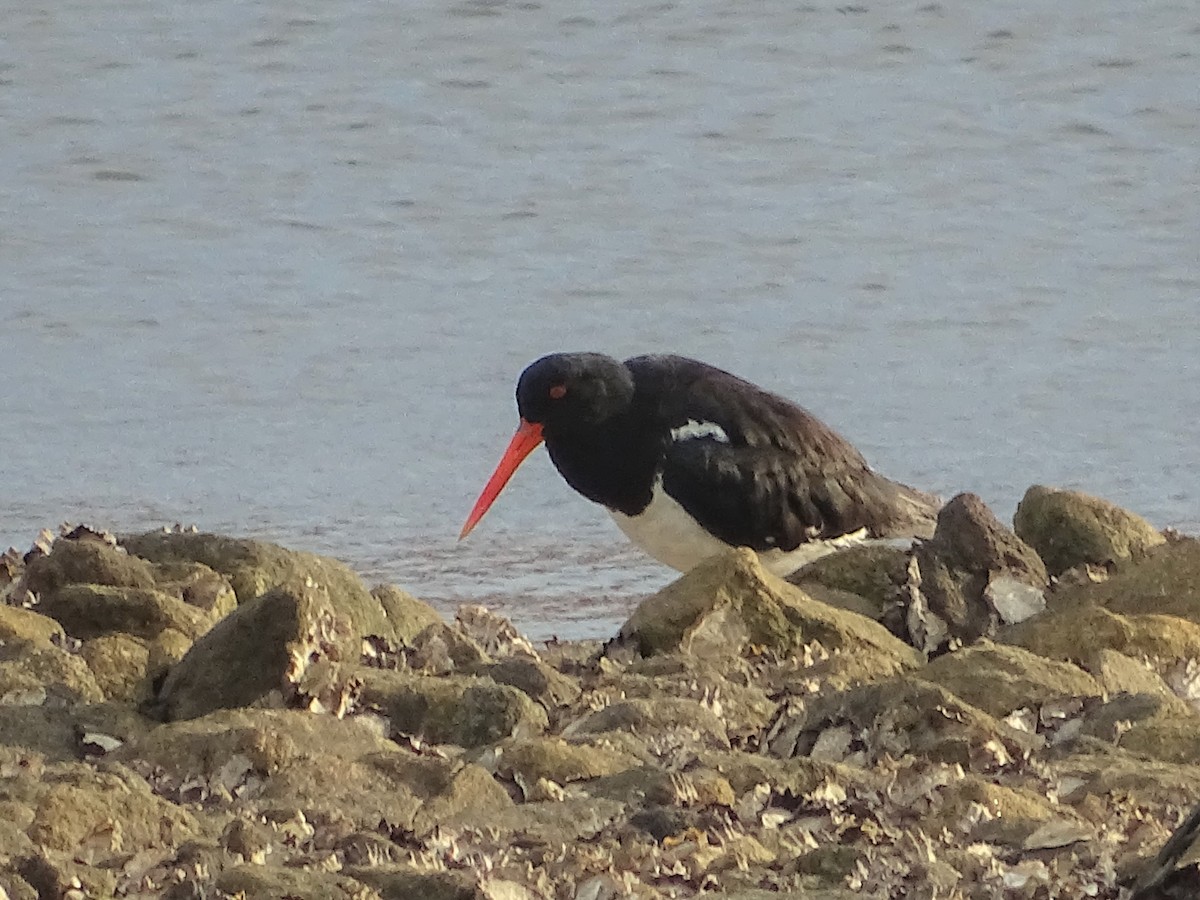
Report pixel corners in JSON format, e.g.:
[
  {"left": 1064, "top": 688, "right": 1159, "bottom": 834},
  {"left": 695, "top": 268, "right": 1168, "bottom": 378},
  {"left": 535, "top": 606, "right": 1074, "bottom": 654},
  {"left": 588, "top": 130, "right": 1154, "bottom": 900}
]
[{"left": 544, "top": 412, "right": 661, "bottom": 516}]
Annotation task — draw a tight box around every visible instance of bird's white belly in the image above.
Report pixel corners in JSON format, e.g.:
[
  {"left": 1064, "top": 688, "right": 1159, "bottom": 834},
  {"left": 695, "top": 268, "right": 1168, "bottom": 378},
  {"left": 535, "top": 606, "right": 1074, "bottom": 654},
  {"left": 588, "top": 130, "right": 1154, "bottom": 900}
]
[{"left": 607, "top": 479, "right": 868, "bottom": 576}]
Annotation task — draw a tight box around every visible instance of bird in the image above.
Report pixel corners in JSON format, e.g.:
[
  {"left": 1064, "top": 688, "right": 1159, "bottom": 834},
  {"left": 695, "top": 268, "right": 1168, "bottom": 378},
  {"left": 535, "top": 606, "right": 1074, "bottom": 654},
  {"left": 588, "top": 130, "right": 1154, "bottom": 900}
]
[{"left": 460, "top": 352, "right": 940, "bottom": 576}]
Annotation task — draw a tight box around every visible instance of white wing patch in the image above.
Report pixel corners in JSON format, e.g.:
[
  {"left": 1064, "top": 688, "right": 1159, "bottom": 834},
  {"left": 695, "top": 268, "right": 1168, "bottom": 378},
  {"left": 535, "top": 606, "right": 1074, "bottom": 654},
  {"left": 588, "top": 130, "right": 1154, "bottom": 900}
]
[{"left": 669, "top": 419, "right": 730, "bottom": 443}]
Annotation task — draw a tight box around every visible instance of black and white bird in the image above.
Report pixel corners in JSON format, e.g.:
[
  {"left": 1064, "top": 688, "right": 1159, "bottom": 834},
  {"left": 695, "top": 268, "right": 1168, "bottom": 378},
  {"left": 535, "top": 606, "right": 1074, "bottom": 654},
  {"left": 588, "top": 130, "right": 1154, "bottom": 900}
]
[{"left": 460, "top": 352, "right": 940, "bottom": 576}]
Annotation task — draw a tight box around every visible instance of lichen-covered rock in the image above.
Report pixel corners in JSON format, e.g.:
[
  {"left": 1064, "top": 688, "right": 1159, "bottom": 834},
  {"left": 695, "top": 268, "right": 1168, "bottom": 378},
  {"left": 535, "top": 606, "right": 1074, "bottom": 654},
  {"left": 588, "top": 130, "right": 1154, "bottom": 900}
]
[
  {"left": 342, "top": 866, "right": 482, "bottom": 900},
  {"left": 0, "top": 707, "right": 80, "bottom": 760},
  {"left": 121, "top": 530, "right": 393, "bottom": 639},
  {"left": 906, "top": 493, "right": 1047, "bottom": 651},
  {"left": 151, "top": 582, "right": 356, "bottom": 721},
  {"left": 1081, "top": 692, "right": 1194, "bottom": 743},
  {"left": 114, "top": 708, "right": 395, "bottom": 778},
  {"left": 358, "top": 669, "right": 548, "bottom": 747},
  {"left": 1014, "top": 485, "right": 1166, "bottom": 576},
  {"left": 613, "top": 549, "right": 921, "bottom": 669},
  {"left": 20, "top": 761, "right": 200, "bottom": 853},
  {"left": 1003, "top": 604, "right": 1200, "bottom": 667},
  {"left": 215, "top": 865, "right": 384, "bottom": 900},
  {"left": 920, "top": 642, "right": 1101, "bottom": 720},
  {"left": 616, "top": 654, "right": 778, "bottom": 737}
]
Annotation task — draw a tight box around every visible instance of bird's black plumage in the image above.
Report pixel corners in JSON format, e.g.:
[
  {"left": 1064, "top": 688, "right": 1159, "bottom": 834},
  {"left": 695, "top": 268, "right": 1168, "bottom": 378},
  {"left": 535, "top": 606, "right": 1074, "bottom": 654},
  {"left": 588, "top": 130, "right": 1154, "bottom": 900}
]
[{"left": 511, "top": 352, "right": 939, "bottom": 564}]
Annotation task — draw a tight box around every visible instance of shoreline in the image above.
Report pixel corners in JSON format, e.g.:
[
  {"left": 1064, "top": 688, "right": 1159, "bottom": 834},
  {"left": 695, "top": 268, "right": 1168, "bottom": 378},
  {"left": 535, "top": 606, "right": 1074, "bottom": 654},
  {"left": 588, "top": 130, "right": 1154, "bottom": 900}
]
[{"left": 1, "top": 485, "right": 1198, "bottom": 897}]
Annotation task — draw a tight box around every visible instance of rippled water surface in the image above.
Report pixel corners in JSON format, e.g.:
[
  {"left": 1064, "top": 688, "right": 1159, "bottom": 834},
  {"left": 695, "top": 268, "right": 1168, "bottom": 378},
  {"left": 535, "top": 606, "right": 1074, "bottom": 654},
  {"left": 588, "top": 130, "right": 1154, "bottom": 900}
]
[{"left": 3, "top": 0, "right": 1198, "bottom": 637}]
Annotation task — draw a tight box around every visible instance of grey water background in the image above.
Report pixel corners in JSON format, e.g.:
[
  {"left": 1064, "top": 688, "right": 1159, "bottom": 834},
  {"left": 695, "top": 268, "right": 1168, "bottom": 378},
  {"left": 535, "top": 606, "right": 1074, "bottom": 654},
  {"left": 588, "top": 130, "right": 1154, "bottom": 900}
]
[{"left": 2, "top": 0, "right": 1198, "bottom": 638}]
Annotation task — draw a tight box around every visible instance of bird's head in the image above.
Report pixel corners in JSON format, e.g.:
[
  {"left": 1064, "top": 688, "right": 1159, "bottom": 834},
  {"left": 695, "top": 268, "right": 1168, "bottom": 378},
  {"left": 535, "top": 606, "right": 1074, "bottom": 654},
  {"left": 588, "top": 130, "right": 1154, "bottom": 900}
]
[
  {"left": 459, "top": 352, "right": 635, "bottom": 540},
  {"left": 515, "top": 352, "right": 635, "bottom": 434}
]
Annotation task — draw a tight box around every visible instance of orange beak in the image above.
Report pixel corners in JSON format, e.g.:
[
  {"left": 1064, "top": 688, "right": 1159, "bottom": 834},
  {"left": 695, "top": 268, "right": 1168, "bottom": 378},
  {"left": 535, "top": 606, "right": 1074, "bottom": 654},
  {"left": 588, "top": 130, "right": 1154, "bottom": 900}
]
[{"left": 459, "top": 419, "right": 545, "bottom": 540}]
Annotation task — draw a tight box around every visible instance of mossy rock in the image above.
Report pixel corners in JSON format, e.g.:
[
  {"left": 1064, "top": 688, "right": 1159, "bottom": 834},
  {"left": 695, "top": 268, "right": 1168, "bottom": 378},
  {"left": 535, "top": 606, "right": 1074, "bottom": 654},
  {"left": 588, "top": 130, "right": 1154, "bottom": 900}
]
[
  {"left": 35, "top": 584, "right": 212, "bottom": 642},
  {"left": 21, "top": 540, "right": 157, "bottom": 596},
  {"left": 1048, "top": 538, "right": 1200, "bottom": 624},
  {"left": 121, "top": 530, "right": 392, "bottom": 639},
  {"left": 1014, "top": 485, "right": 1165, "bottom": 576}
]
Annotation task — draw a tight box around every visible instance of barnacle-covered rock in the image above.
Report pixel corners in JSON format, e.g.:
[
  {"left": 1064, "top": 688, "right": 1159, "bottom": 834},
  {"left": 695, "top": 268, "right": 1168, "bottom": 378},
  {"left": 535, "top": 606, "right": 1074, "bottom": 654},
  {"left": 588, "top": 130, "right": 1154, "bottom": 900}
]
[
  {"left": 612, "top": 548, "right": 920, "bottom": 669},
  {"left": 149, "top": 581, "right": 357, "bottom": 721}
]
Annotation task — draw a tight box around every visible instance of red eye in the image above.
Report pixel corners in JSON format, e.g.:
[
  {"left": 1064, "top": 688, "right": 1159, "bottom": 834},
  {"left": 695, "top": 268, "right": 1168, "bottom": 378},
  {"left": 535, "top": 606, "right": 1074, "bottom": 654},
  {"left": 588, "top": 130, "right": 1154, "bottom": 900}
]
[{"left": 549, "top": 384, "right": 567, "bottom": 399}]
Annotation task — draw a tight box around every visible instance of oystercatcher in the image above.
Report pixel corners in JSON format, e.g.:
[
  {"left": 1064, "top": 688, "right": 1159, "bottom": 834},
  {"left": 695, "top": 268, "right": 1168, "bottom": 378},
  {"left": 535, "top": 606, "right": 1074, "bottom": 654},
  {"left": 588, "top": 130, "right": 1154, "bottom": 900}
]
[{"left": 460, "top": 353, "right": 939, "bottom": 575}]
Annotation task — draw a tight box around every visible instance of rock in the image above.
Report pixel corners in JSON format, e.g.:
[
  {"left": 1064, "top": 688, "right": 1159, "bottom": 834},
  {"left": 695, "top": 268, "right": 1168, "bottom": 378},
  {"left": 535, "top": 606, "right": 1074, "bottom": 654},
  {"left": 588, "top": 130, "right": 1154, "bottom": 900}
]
[
  {"left": 0, "top": 606, "right": 64, "bottom": 647},
  {"left": 22, "top": 761, "right": 200, "bottom": 853},
  {"left": 150, "top": 561, "right": 238, "bottom": 618},
  {"left": 34, "top": 584, "right": 213, "bottom": 642},
  {"left": 1081, "top": 692, "right": 1194, "bottom": 742},
  {"left": 906, "top": 493, "right": 1047, "bottom": 650},
  {"left": 151, "top": 581, "right": 358, "bottom": 721},
  {"left": 1055, "top": 747, "right": 1200, "bottom": 815},
  {"left": 215, "top": 865, "right": 384, "bottom": 900},
  {"left": 78, "top": 633, "right": 153, "bottom": 702},
  {"left": 20, "top": 539, "right": 157, "bottom": 596},
  {"left": 1014, "top": 485, "right": 1166, "bottom": 576},
  {"left": 114, "top": 708, "right": 395, "bottom": 778},
  {"left": 456, "top": 604, "right": 538, "bottom": 658},
  {"left": 1047, "top": 538, "right": 1200, "bottom": 625},
  {"left": 1118, "top": 718, "right": 1200, "bottom": 766},
  {"left": 475, "top": 736, "right": 643, "bottom": 787},
  {"left": 120, "top": 530, "right": 393, "bottom": 639},
  {"left": 0, "top": 642, "right": 104, "bottom": 706},
  {"left": 472, "top": 656, "right": 582, "bottom": 709},
  {"left": 371, "top": 583, "right": 446, "bottom": 645},
  {"left": 359, "top": 670, "right": 548, "bottom": 747},
  {"left": 788, "top": 542, "right": 912, "bottom": 622},
  {"left": 114, "top": 707, "right": 511, "bottom": 835},
  {"left": 409, "top": 621, "right": 490, "bottom": 673},
  {"left": 920, "top": 642, "right": 1101, "bottom": 720},
  {"left": 1003, "top": 604, "right": 1200, "bottom": 668},
  {"left": 763, "top": 675, "right": 1039, "bottom": 770},
  {"left": 1086, "top": 649, "right": 1180, "bottom": 699},
  {"left": 613, "top": 549, "right": 921, "bottom": 668},
  {"left": 343, "top": 866, "right": 482, "bottom": 900},
  {"left": 562, "top": 697, "right": 731, "bottom": 751},
  {"left": 616, "top": 654, "right": 777, "bottom": 737},
  {"left": 0, "top": 707, "right": 80, "bottom": 760}
]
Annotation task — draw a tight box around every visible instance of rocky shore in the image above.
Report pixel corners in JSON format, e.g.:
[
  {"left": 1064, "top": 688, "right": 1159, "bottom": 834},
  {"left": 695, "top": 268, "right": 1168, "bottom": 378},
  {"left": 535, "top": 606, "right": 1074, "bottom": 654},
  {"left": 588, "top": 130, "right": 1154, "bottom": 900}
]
[{"left": 1, "top": 486, "right": 1199, "bottom": 899}]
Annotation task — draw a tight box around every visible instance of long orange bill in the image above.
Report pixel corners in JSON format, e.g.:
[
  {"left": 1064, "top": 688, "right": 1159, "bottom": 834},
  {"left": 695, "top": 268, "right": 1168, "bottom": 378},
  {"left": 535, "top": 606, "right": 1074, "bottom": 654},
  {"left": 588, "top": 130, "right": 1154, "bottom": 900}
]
[{"left": 459, "top": 419, "right": 545, "bottom": 540}]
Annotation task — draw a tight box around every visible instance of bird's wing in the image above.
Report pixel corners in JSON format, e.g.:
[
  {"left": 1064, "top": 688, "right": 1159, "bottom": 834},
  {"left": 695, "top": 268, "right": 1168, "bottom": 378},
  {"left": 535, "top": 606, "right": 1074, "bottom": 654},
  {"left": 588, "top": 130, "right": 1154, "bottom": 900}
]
[{"left": 639, "top": 359, "right": 894, "bottom": 551}]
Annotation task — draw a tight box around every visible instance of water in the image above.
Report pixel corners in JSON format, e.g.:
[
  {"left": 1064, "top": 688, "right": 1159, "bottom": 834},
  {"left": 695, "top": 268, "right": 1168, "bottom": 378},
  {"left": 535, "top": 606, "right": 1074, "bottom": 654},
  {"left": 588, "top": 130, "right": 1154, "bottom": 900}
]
[{"left": 2, "top": 0, "right": 1198, "bottom": 639}]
